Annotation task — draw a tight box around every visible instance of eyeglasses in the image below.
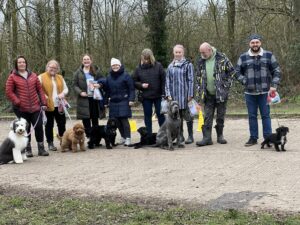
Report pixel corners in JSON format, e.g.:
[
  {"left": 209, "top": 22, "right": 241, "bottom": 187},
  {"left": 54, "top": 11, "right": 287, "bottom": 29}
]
[{"left": 48, "top": 66, "right": 58, "bottom": 70}]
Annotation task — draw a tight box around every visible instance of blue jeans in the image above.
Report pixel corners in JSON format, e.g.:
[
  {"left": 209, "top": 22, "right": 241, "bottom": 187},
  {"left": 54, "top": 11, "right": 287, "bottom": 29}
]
[
  {"left": 142, "top": 98, "right": 165, "bottom": 134},
  {"left": 245, "top": 93, "right": 272, "bottom": 140}
]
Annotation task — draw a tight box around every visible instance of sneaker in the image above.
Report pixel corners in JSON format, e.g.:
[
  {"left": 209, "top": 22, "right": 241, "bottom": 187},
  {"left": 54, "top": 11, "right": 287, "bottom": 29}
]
[
  {"left": 244, "top": 138, "right": 257, "bottom": 147},
  {"left": 124, "top": 138, "right": 131, "bottom": 146},
  {"left": 118, "top": 137, "right": 125, "bottom": 145}
]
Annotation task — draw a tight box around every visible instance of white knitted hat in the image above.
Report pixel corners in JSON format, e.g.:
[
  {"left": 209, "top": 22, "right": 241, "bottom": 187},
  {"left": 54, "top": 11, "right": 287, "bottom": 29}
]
[{"left": 111, "top": 58, "right": 121, "bottom": 66}]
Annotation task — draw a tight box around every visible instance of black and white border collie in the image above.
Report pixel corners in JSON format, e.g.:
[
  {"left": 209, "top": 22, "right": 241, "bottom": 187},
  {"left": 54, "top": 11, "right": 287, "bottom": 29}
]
[{"left": 0, "top": 118, "right": 29, "bottom": 164}]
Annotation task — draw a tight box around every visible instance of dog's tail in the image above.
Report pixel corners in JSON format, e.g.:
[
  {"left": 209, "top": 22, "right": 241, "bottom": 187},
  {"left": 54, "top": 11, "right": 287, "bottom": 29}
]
[{"left": 56, "top": 134, "right": 62, "bottom": 145}]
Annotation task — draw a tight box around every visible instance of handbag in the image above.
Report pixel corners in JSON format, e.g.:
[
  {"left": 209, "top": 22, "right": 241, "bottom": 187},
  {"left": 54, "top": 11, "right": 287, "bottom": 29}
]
[{"left": 160, "top": 99, "right": 168, "bottom": 114}]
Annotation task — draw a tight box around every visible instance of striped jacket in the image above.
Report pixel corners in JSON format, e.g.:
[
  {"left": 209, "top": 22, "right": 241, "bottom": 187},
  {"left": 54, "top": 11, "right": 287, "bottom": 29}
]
[
  {"left": 165, "top": 59, "right": 194, "bottom": 109},
  {"left": 196, "top": 51, "right": 236, "bottom": 103},
  {"left": 235, "top": 48, "right": 281, "bottom": 94}
]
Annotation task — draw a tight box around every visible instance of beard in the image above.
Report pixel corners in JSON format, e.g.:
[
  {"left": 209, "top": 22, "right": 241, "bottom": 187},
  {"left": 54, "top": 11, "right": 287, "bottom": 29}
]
[{"left": 251, "top": 46, "right": 261, "bottom": 53}]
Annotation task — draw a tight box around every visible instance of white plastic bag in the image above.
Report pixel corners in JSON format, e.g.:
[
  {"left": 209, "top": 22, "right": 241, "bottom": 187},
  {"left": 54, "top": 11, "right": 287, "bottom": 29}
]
[
  {"left": 267, "top": 91, "right": 281, "bottom": 105},
  {"left": 93, "top": 88, "right": 103, "bottom": 100},
  {"left": 188, "top": 99, "right": 200, "bottom": 116},
  {"left": 42, "top": 111, "right": 47, "bottom": 125},
  {"left": 160, "top": 99, "right": 168, "bottom": 114}
]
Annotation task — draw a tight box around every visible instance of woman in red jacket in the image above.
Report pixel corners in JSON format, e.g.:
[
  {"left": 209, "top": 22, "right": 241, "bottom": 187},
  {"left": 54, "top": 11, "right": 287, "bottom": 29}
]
[{"left": 6, "top": 55, "right": 49, "bottom": 157}]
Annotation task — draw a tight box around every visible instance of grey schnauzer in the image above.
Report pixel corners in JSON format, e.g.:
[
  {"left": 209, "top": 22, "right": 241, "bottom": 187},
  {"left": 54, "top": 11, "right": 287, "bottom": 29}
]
[{"left": 156, "top": 100, "right": 184, "bottom": 151}]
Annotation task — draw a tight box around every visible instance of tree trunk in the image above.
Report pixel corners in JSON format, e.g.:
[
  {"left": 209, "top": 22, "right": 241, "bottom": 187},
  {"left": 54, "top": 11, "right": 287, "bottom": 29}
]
[
  {"left": 146, "top": 0, "right": 168, "bottom": 67},
  {"left": 5, "top": 0, "right": 13, "bottom": 68},
  {"left": 54, "top": 0, "right": 61, "bottom": 62},
  {"left": 84, "top": 0, "right": 93, "bottom": 54},
  {"left": 226, "top": 0, "right": 235, "bottom": 61},
  {"left": 11, "top": 0, "right": 18, "bottom": 59},
  {"left": 294, "top": 0, "right": 300, "bottom": 38}
]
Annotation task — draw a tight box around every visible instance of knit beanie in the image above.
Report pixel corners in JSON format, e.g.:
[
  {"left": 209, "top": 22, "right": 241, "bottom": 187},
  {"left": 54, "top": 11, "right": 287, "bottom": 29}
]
[
  {"left": 249, "top": 34, "right": 262, "bottom": 42},
  {"left": 111, "top": 58, "right": 121, "bottom": 66}
]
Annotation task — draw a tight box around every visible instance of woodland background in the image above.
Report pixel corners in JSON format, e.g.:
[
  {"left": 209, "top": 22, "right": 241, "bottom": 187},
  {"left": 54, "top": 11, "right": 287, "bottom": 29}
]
[{"left": 0, "top": 0, "right": 299, "bottom": 112}]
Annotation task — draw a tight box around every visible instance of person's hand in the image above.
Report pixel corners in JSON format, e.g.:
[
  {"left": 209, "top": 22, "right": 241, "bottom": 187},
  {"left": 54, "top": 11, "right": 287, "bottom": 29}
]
[
  {"left": 41, "top": 106, "right": 47, "bottom": 111},
  {"left": 167, "top": 96, "right": 172, "bottom": 101},
  {"left": 58, "top": 93, "right": 65, "bottom": 99},
  {"left": 188, "top": 96, "right": 193, "bottom": 102},
  {"left": 196, "top": 104, "right": 202, "bottom": 112},
  {"left": 142, "top": 83, "right": 149, "bottom": 89},
  {"left": 80, "top": 92, "right": 88, "bottom": 97},
  {"left": 104, "top": 105, "right": 108, "bottom": 108},
  {"left": 93, "top": 83, "right": 101, "bottom": 88},
  {"left": 129, "top": 101, "right": 134, "bottom": 106}
]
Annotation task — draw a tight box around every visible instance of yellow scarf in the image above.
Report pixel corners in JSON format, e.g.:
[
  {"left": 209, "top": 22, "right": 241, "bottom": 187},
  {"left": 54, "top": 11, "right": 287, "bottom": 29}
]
[{"left": 40, "top": 72, "right": 64, "bottom": 111}]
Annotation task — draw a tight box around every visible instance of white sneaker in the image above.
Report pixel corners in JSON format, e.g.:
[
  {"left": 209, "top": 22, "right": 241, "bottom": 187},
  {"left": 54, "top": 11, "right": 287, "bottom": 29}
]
[
  {"left": 124, "top": 138, "right": 131, "bottom": 146},
  {"left": 118, "top": 137, "right": 125, "bottom": 145}
]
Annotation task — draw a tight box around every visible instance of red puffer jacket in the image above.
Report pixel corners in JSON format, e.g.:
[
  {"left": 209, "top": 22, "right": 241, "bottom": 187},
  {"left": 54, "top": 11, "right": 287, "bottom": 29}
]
[{"left": 6, "top": 70, "right": 47, "bottom": 113}]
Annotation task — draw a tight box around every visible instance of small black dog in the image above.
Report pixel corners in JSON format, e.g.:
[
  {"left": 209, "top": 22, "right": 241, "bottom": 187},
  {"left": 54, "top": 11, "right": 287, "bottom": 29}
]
[
  {"left": 261, "top": 126, "right": 289, "bottom": 151},
  {"left": 129, "top": 127, "right": 157, "bottom": 149},
  {"left": 88, "top": 118, "right": 117, "bottom": 149}
]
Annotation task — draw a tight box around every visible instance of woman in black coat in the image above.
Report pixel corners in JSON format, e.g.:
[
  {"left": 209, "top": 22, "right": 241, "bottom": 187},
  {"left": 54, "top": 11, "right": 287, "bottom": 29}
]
[
  {"left": 102, "top": 58, "right": 135, "bottom": 146},
  {"left": 132, "top": 49, "right": 166, "bottom": 135},
  {"left": 73, "top": 54, "right": 105, "bottom": 138}
]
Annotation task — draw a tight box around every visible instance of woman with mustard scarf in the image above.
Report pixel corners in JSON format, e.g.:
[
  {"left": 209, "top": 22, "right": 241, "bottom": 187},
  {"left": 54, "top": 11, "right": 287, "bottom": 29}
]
[{"left": 39, "top": 60, "right": 69, "bottom": 151}]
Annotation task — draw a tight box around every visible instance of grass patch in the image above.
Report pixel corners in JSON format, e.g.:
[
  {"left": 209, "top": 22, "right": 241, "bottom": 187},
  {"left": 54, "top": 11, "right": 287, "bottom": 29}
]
[{"left": 0, "top": 195, "right": 299, "bottom": 225}]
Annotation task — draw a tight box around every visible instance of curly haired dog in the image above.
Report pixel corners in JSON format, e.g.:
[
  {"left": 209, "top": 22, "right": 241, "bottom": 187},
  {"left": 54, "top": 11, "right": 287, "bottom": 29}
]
[
  {"left": 88, "top": 118, "right": 118, "bottom": 149},
  {"left": 61, "top": 123, "right": 86, "bottom": 152}
]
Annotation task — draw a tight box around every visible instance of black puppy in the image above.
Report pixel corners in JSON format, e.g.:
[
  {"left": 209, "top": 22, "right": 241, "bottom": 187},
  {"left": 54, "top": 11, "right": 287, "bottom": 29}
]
[
  {"left": 129, "top": 127, "right": 157, "bottom": 149},
  {"left": 261, "top": 126, "right": 289, "bottom": 151},
  {"left": 88, "top": 118, "right": 117, "bottom": 149}
]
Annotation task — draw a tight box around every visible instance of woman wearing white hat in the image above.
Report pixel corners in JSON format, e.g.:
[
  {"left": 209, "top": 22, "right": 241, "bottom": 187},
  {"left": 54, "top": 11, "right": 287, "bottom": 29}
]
[{"left": 102, "top": 58, "right": 135, "bottom": 146}]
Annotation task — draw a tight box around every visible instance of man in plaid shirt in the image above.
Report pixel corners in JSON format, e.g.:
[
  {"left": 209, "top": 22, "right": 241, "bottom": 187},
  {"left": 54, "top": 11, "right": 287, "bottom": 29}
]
[{"left": 236, "top": 34, "right": 281, "bottom": 146}]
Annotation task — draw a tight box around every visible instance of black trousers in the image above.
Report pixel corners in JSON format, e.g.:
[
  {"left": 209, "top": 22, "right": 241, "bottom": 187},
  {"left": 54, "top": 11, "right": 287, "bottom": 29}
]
[
  {"left": 203, "top": 94, "right": 227, "bottom": 128},
  {"left": 45, "top": 107, "right": 66, "bottom": 142},
  {"left": 14, "top": 109, "right": 44, "bottom": 143},
  {"left": 116, "top": 117, "right": 130, "bottom": 139},
  {"left": 82, "top": 97, "right": 100, "bottom": 137}
]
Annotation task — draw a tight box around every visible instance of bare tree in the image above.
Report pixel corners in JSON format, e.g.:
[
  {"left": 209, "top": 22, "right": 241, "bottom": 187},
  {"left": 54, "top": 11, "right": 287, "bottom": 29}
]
[
  {"left": 226, "top": 0, "right": 235, "bottom": 61},
  {"left": 54, "top": 0, "right": 61, "bottom": 62},
  {"left": 83, "top": 0, "right": 93, "bottom": 53}
]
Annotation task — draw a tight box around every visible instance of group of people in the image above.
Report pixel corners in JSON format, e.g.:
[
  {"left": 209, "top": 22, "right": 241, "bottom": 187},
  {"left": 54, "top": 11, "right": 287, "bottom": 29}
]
[{"left": 5, "top": 33, "right": 281, "bottom": 157}]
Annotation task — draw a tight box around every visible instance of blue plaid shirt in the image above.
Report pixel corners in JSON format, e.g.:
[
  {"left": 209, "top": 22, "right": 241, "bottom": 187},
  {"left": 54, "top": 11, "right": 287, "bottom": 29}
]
[{"left": 235, "top": 48, "right": 281, "bottom": 94}]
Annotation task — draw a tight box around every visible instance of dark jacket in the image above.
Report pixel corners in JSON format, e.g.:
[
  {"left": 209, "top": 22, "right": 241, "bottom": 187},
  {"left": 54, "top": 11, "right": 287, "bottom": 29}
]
[
  {"left": 73, "top": 65, "right": 104, "bottom": 119},
  {"left": 102, "top": 66, "right": 135, "bottom": 118},
  {"left": 6, "top": 70, "right": 47, "bottom": 113},
  {"left": 196, "top": 51, "right": 236, "bottom": 103},
  {"left": 132, "top": 62, "right": 165, "bottom": 99}
]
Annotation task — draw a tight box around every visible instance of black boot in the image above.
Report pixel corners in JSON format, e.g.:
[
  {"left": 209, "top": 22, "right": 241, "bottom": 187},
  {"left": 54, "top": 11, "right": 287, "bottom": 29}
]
[
  {"left": 215, "top": 124, "right": 227, "bottom": 144},
  {"left": 48, "top": 142, "right": 57, "bottom": 151},
  {"left": 185, "top": 121, "right": 194, "bottom": 144},
  {"left": 26, "top": 142, "right": 33, "bottom": 158},
  {"left": 196, "top": 125, "right": 213, "bottom": 147},
  {"left": 37, "top": 142, "right": 49, "bottom": 156}
]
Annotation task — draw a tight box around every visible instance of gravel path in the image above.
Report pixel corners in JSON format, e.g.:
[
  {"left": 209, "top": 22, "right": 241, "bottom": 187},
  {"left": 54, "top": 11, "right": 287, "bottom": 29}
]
[{"left": 0, "top": 118, "right": 299, "bottom": 212}]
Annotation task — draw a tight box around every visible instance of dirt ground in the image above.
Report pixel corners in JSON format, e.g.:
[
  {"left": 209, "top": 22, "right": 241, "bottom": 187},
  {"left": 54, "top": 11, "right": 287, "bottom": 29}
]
[{"left": 0, "top": 118, "right": 299, "bottom": 213}]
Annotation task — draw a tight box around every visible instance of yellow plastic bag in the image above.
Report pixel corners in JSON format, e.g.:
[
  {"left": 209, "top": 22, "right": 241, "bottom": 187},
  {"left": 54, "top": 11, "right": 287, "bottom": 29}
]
[
  {"left": 129, "top": 119, "right": 137, "bottom": 132},
  {"left": 197, "top": 110, "right": 204, "bottom": 132}
]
